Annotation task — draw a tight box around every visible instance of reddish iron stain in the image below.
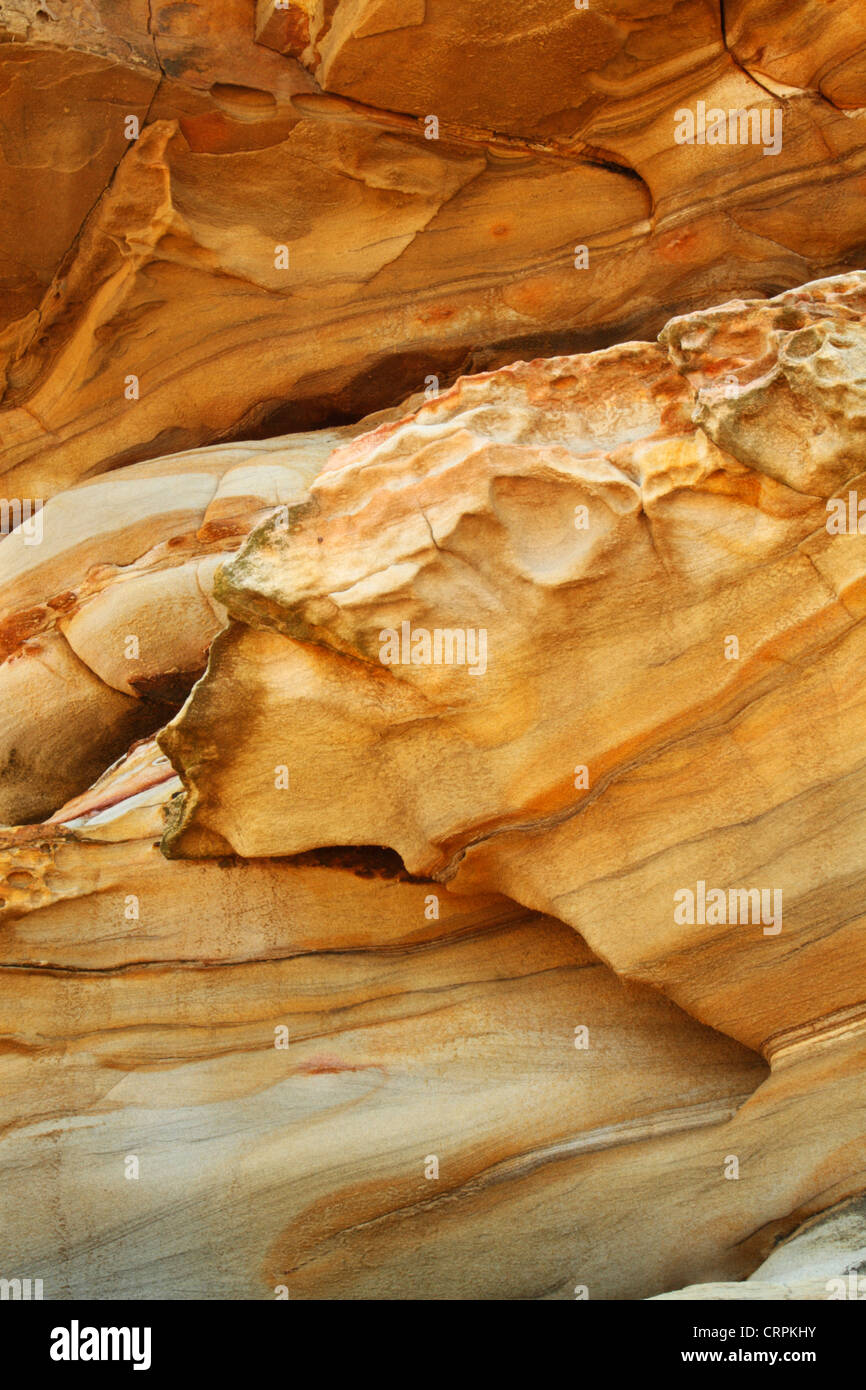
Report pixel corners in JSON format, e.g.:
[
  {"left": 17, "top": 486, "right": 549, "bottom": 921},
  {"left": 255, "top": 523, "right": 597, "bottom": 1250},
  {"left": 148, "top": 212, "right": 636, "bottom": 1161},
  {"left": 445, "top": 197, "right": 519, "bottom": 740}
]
[
  {"left": 416, "top": 304, "right": 456, "bottom": 325},
  {"left": 46, "top": 591, "right": 78, "bottom": 613},
  {"left": 197, "top": 520, "right": 249, "bottom": 543},
  {"left": 269, "top": 6, "right": 311, "bottom": 57},
  {"left": 491, "top": 222, "right": 511, "bottom": 238},
  {"left": 296, "top": 1054, "right": 373, "bottom": 1076},
  {"left": 322, "top": 419, "right": 403, "bottom": 472},
  {"left": 656, "top": 228, "right": 700, "bottom": 263},
  {"left": 0, "top": 607, "right": 50, "bottom": 662},
  {"left": 178, "top": 113, "right": 232, "bottom": 154}
]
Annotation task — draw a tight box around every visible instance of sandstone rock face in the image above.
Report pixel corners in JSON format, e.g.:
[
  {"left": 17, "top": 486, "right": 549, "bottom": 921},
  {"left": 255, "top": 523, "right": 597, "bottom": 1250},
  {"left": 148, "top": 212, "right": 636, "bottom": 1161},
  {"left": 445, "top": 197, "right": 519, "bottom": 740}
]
[
  {"left": 162, "top": 274, "right": 866, "bottom": 1060},
  {"left": 1, "top": 744, "right": 775, "bottom": 1299},
  {"left": 0, "top": 403, "right": 421, "bottom": 823},
  {"left": 2, "top": 0, "right": 866, "bottom": 1304},
  {"left": 2, "top": 1, "right": 866, "bottom": 497},
  {"left": 653, "top": 1196, "right": 866, "bottom": 1300}
]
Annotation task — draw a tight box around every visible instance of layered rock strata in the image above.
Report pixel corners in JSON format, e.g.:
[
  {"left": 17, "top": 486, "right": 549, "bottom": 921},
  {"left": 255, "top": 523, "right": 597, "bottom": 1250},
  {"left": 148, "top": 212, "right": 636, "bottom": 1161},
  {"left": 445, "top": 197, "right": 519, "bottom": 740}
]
[
  {"left": 1, "top": 1, "right": 866, "bottom": 497},
  {"left": 1, "top": 273, "right": 866, "bottom": 1298}
]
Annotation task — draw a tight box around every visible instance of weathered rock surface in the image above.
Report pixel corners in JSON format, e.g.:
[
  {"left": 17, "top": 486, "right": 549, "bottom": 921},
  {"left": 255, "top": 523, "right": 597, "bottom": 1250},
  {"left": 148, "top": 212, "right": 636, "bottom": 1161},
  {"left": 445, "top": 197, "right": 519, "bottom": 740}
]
[
  {"left": 4, "top": 740, "right": 866, "bottom": 1300},
  {"left": 0, "top": 745, "right": 772, "bottom": 1299},
  {"left": 162, "top": 273, "right": 866, "bottom": 1060},
  {"left": 2, "top": 273, "right": 866, "bottom": 1299},
  {"left": 0, "top": 402, "right": 420, "bottom": 823},
  {"left": 2, "top": 1, "right": 866, "bottom": 1303},
  {"left": 652, "top": 1195, "right": 866, "bottom": 1299},
  {"left": 2, "top": 2, "right": 866, "bottom": 497},
  {"left": 3, "top": 751, "right": 866, "bottom": 1297}
]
